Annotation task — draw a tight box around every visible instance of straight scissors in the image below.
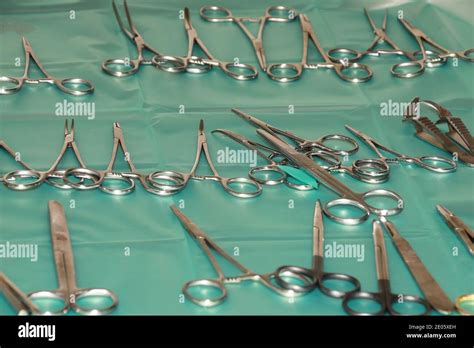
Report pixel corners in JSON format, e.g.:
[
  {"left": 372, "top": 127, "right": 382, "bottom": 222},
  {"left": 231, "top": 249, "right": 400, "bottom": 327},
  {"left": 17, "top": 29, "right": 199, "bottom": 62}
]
[
  {"left": 148, "top": 120, "right": 262, "bottom": 198},
  {"left": 257, "top": 128, "right": 404, "bottom": 225},
  {"left": 63, "top": 122, "right": 167, "bottom": 196},
  {"left": 171, "top": 205, "right": 312, "bottom": 307},
  {"left": 212, "top": 128, "right": 313, "bottom": 190},
  {"left": 28, "top": 201, "right": 118, "bottom": 315},
  {"left": 199, "top": 5, "right": 296, "bottom": 71},
  {"left": 3, "top": 120, "right": 91, "bottom": 191},
  {"left": 0, "top": 273, "right": 40, "bottom": 315},
  {"left": 0, "top": 37, "right": 94, "bottom": 96},
  {"left": 345, "top": 124, "right": 457, "bottom": 177},
  {"left": 103, "top": 0, "right": 185, "bottom": 77},
  {"left": 392, "top": 17, "right": 474, "bottom": 78},
  {"left": 342, "top": 220, "right": 431, "bottom": 316},
  {"left": 232, "top": 108, "right": 359, "bottom": 156},
  {"left": 157, "top": 8, "right": 258, "bottom": 80},
  {"left": 266, "top": 14, "right": 372, "bottom": 82},
  {"left": 274, "top": 200, "right": 361, "bottom": 298}
]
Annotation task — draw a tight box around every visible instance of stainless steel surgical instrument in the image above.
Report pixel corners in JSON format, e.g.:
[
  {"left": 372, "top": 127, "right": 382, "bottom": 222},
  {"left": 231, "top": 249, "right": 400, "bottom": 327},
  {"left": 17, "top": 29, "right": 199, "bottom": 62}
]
[
  {"left": 436, "top": 205, "right": 474, "bottom": 256},
  {"left": 0, "top": 273, "right": 40, "bottom": 315}
]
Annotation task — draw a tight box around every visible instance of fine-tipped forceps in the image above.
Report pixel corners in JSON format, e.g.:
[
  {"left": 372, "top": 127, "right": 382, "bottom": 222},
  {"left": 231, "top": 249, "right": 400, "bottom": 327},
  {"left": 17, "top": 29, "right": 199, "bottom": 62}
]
[
  {"left": 103, "top": 0, "right": 185, "bottom": 77},
  {"left": 257, "top": 129, "right": 404, "bottom": 225},
  {"left": 403, "top": 97, "right": 474, "bottom": 167},
  {"left": 392, "top": 18, "right": 474, "bottom": 78},
  {"left": 171, "top": 205, "right": 312, "bottom": 307},
  {"left": 28, "top": 201, "right": 118, "bottom": 315},
  {"left": 328, "top": 9, "right": 425, "bottom": 63},
  {"left": 3, "top": 120, "right": 91, "bottom": 191},
  {"left": 380, "top": 218, "right": 454, "bottom": 314},
  {"left": 232, "top": 108, "right": 359, "bottom": 156},
  {"left": 345, "top": 124, "right": 457, "bottom": 177},
  {"left": 0, "top": 273, "right": 40, "bottom": 315},
  {"left": 148, "top": 120, "right": 262, "bottom": 198},
  {"left": 63, "top": 122, "right": 166, "bottom": 196},
  {"left": 437, "top": 205, "right": 474, "bottom": 256},
  {"left": 342, "top": 220, "right": 431, "bottom": 316},
  {"left": 212, "top": 128, "right": 313, "bottom": 190},
  {"left": 266, "top": 14, "right": 372, "bottom": 83},
  {"left": 274, "top": 200, "right": 361, "bottom": 298},
  {"left": 200, "top": 5, "right": 296, "bottom": 71},
  {"left": 157, "top": 8, "right": 258, "bottom": 80},
  {"left": 0, "top": 38, "right": 94, "bottom": 96}
]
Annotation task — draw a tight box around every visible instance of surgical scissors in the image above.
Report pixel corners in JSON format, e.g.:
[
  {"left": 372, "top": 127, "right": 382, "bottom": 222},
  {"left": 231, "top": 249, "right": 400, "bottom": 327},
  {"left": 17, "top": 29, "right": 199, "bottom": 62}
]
[
  {"left": 274, "top": 200, "right": 361, "bottom": 298},
  {"left": 345, "top": 124, "right": 457, "bottom": 177},
  {"left": 171, "top": 205, "right": 312, "bottom": 307},
  {"left": 212, "top": 128, "right": 313, "bottom": 190},
  {"left": 28, "top": 201, "right": 118, "bottom": 315},
  {"left": 392, "top": 17, "right": 474, "bottom": 78},
  {"left": 0, "top": 37, "right": 94, "bottom": 95},
  {"left": 233, "top": 108, "right": 359, "bottom": 156},
  {"left": 437, "top": 205, "right": 474, "bottom": 256},
  {"left": 267, "top": 14, "right": 372, "bottom": 82},
  {"left": 157, "top": 8, "right": 258, "bottom": 80},
  {"left": 103, "top": 0, "right": 185, "bottom": 77},
  {"left": 0, "top": 273, "right": 40, "bottom": 315},
  {"left": 148, "top": 120, "right": 262, "bottom": 198},
  {"left": 257, "top": 128, "right": 404, "bottom": 225},
  {"left": 63, "top": 122, "right": 167, "bottom": 196},
  {"left": 199, "top": 5, "right": 296, "bottom": 71},
  {"left": 3, "top": 120, "right": 91, "bottom": 191},
  {"left": 342, "top": 220, "right": 431, "bottom": 316}
]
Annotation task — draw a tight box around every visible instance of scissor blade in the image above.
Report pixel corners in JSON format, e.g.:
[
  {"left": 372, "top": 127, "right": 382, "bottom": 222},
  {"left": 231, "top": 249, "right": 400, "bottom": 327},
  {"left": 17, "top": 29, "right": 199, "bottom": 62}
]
[
  {"left": 48, "top": 201, "right": 72, "bottom": 252},
  {"left": 437, "top": 205, "right": 474, "bottom": 254},
  {"left": 381, "top": 219, "right": 455, "bottom": 314},
  {"left": 0, "top": 273, "right": 40, "bottom": 315},
  {"left": 313, "top": 200, "right": 324, "bottom": 259},
  {"left": 364, "top": 8, "right": 378, "bottom": 32}
]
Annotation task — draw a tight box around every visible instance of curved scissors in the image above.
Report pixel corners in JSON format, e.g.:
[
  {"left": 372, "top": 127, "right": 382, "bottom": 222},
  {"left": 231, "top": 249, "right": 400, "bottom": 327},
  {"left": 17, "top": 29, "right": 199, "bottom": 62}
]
[
  {"left": 345, "top": 124, "right": 457, "bottom": 177},
  {"left": 258, "top": 128, "right": 404, "bottom": 225},
  {"left": 212, "top": 128, "right": 313, "bottom": 190},
  {"left": 0, "top": 37, "right": 93, "bottom": 95},
  {"left": 343, "top": 220, "right": 431, "bottom": 316},
  {"left": 157, "top": 8, "right": 258, "bottom": 80},
  {"left": 267, "top": 14, "right": 372, "bottom": 82},
  {"left": 392, "top": 18, "right": 474, "bottom": 78},
  {"left": 103, "top": 0, "right": 184, "bottom": 77},
  {"left": 3, "top": 120, "right": 92, "bottom": 191},
  {"left": 28, "top": 201, "right": 118, "bottom": 315},
  {"left": 274, "top": 200, "right": 361, "bottom": 298},
  {"left": 148, "top": 120, "right": 262, "bottom": 198},
  {"left": 232, "top": 108, "right": 359, "bottom": 156},
  {"left": 0, "top": 273, "right": 40, "bottom": 315},
  {"left": 200, "top": 5, "right": 296, "bottom": 71},
  {"left": 63, "top": 122, "right": 166, "bottom": 196},
  {"left": 171, "top": 205, "right": 312, "bottom": 307}
]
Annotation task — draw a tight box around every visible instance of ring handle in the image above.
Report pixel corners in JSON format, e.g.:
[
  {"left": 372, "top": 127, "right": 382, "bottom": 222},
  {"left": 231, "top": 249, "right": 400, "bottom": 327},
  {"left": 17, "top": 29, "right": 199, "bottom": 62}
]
[
  {"left": 56, "top": 78, "right": 94, "bottom": 96},
  {"left": 72, "top": 288, "right": 119, "bottom": 315},
  {"left": 362, "top": 189, "right": 403, "bottom": 217},
  {"left": 317, "top": 134, "right": 360, "bottom": 156},
  {"left": 412, "top": 156, "right": 457, "bottom": 173},
  {"left": 273, "top": 265, "right": 316, "bottom": 293},
  {"left": 248, "top": 165, "right": 286, "bottom": 186},
  {"left": 387, "top": 293, "right": 431, "bottom": 316},
  {"left": 0, "top": 76, "right": 23, "bottom": 94},
  {"left": 220, "top": 177, "right": 262, "bottom": 198},
  {"left": 266, "top": 63, "right": 303, "bottom": 82},
  {"left": 102, "top": 58, "right": 139, "bottom": 77},
  {"left": 99, "top": 173, "right": 136, "bottom": 195},
  {"left": 411, "top": 50, "right": 447, "bottom": 68},
  {"left": 3, "top": 170, "right": 43, "bottom": 191},
  {"left": 182, "top": 279, "right": 227, "bottom": 307},
  {"left": 220, "top": 62, "right": 258, "bottom": 81},
  {"left": 342, "top": 291, "right": 385, "bottom": 316},
  {"left": 63, "top": 167, "right": 102, "bottom": 190},
  {"left": 265, "top": 6, "right": 296, "bottom": 22},
  {"left": 456, "top": 48, "right": 474, "bottom": 62},
  {"left": 456, "top": 293, "right": 474, "bottom": 316},
  {"left": 306, "top": 150, "right": 340, "bottom": 171},
  {"left": 335, "top": 62, "right": 373, "bottom": 83},
  {"left": 152, "top": 55, "right": 187, "bottom": 73},
  {"left": 391, "top": 60, "right": 425, "bottom": 79},
  {"left": 28, "top": 290, "right": 69, "bottom": 315},
  {"left": 352, "top": 159, "right": 390, "bottom": 181},
  {"left": 147, "top": 171, "right": 188, "bottom": 191},
  {"left": 199, "top": 6, "right": 233, "bottom": 22},
  {"left": 323, "top": 198, "right": 370, "bottom": 225},
  {"left": 327, "top": 48, "right": 363, "bottom": 64},
  {"left": 319, "top": 272, "right": 361, "bottom": 298}
]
